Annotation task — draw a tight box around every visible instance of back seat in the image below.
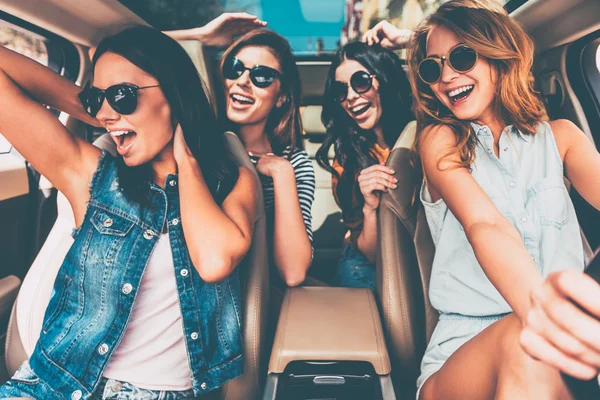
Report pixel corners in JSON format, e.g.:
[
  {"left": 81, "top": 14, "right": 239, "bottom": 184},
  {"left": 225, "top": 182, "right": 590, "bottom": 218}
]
[{"left": 301, "top": 105, "right": 345, "bottom": 283}]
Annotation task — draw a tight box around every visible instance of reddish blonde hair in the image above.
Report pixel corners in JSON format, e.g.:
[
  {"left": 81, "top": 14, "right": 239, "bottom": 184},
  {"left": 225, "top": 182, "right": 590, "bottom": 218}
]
[{"left": 406, "top": 0, "right": 547, "bottom": 167}]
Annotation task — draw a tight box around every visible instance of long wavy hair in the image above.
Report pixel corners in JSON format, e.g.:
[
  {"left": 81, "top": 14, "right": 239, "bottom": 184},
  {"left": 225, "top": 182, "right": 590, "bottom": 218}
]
[
  {"left": 219, "top": 29, "right": 303, "bottom": 156},
  {"left": 93, "top": 26, "right": 239, "bottom": 205},
  {"left": 316, "top": 42, "right": 412, "bottom": 214},
  {"left": 407, "top": 0, "right": 547, "bottom": 167}
]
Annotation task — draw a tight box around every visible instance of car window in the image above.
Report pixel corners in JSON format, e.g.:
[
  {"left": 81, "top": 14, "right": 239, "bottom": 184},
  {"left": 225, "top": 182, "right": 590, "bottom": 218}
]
[{"left": 0, "top": 17, "right": 79, "bottom": 154}]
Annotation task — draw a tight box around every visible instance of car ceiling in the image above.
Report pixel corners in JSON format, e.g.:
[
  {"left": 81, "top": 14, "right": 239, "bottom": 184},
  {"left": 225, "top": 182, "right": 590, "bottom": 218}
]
[{"left": 0, "top": 0, "right": 598, "bottom": 103}]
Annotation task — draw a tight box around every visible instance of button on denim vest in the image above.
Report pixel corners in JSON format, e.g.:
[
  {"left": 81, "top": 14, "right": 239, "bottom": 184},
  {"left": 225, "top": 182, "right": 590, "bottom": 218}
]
[
  {"left": 421, "top": 122, "right": 584, "bottom": 316},
  {"left": 28, "top": 151, "right": 243, "bottom": 399}
]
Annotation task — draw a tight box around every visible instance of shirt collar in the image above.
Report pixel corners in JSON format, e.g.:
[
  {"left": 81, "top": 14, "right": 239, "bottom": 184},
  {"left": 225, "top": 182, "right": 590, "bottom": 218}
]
[{"left": 470, "top": 122, "right": 529, "bottom": 142}]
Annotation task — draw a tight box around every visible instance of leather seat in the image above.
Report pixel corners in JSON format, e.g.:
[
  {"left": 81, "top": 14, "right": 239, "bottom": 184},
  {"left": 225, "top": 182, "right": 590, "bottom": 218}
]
[
  {"left": 376, "top": 121, "right": 595, "bottom": 400},
  {"left": 375, "top": 121, "right": 436, "bottom": 400},
  {"left": 4, "top": 132, "right": 269, "bottom": 400}
]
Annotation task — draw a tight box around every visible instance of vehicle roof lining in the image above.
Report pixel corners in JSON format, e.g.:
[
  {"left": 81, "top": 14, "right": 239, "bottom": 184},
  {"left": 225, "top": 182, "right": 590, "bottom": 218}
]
[{"left": 0, "top": 0, "right": 146, "bottom": 47}]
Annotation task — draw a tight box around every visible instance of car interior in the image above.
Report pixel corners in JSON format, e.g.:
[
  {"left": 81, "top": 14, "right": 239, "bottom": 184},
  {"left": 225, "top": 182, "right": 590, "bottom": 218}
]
[{"left": 0, "top": 0, "right": 599, "bottom": 399}]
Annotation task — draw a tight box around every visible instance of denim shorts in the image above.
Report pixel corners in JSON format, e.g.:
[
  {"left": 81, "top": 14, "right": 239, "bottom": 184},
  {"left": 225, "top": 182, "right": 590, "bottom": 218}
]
[
  {"left": 335, "top": 244, "right": 376, "bottom": 290},
  {"left": 0, "top": 361, "right": 197, "bottom": 400},
  {"left": 416, "top": 313, "right": 510, "bottom": 399}
]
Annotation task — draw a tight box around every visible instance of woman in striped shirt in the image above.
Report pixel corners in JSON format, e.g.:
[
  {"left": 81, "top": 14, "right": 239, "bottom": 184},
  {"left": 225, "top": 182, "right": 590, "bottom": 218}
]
[{"left": 219, "top": 29, "right": 315, "bottom": 287}]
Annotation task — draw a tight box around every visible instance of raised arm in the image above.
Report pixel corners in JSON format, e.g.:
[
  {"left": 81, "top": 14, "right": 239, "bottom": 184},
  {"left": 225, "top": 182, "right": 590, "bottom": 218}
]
[
  {"left": 0, "top": 46, "right": 102, "bottom": 223},
  {"left": 174, "top": 126, "right": 256, "bottom": 283},
  {"left": 362, "top": 20, "right": 413, "bottom": 49},
  {"left": 421, "top": 125, "right": 543, "bottom": 322},
  {"left": 551, "top": 119, "right": 600, "bottom": 210},
  {"left": 164, "top": 13, "right": 266, "bottom": 48}
]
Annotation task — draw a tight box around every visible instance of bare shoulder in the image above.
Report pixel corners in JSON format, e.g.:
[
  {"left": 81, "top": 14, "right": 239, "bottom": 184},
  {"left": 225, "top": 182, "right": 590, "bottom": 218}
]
[
  {"left": 419, "top": 124, "right": 461, "bottom": 166},
  {"left": 548, "top": 119, "right": 588, "bottom": 161}
]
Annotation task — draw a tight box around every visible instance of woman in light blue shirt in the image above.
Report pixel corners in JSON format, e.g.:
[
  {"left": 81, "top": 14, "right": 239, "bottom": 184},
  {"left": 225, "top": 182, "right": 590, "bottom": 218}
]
[{"left": 398, "top": 1, "right": 600, "bottom": 399}]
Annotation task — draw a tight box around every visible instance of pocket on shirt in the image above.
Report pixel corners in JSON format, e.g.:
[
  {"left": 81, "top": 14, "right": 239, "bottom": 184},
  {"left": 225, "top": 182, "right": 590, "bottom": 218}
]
[
  {"left": 528, "top": 177, "right": 569, "bottom": 228},
  {"left": 11, "top": 361, "right": 40, "bottom": 385}
]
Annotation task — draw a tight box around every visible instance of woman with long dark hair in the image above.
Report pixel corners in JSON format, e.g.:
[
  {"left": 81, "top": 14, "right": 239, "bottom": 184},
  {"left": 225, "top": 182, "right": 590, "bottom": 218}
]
[
  {"left": 316, "top": 41, "right": 413, "bottom": 289},
  {"left": 0, "top": 25, "right": 256, "bottom": 399}
]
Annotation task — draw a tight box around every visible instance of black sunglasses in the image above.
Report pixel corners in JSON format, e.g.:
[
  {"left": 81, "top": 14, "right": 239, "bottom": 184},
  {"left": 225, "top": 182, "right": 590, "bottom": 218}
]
[
  {"left": 418, "top": 44, "right": 478, "bottom": 85},
  {"left": 78, "top": 83, "right": 160, "bottom": 117},
  {"left": 330, "top": 71, "right": 376, "bottom": 103},
  {"left": 222, "top": 57, "right": 282, "bottom": 88}
]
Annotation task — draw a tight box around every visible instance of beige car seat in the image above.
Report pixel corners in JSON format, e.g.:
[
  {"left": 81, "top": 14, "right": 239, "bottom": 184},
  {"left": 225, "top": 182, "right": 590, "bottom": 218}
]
[
  {"left": 301, "top": 105, "right": 345, "bottom": 282},
  {"left": 4, "top": 132, "right": 270, "bottom": 400}
]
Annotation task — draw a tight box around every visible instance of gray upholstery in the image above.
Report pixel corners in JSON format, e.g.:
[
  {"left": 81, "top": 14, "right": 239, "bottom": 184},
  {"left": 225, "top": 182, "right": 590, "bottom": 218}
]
[{"left": 4, "top": 132, "right": 269, "bottom": 399}]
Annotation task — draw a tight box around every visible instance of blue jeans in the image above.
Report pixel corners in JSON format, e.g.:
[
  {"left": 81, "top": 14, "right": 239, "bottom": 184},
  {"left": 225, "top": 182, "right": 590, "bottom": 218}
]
[
  {"left": 0, "top": 361, "right": 197, "bottom": 399},
  {"left": 335, "top": 244, "right": 376, "bottom": 290}
]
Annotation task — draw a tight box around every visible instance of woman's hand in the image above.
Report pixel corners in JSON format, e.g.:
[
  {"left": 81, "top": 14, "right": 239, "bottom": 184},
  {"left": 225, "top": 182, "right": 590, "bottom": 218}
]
[
  {"left": 252, "top": 153, "right": 293, "bottom": 178},
  {"left": 357, "top": 163, "right": 397, "bottom": 211},
  {"left": 520, "top": 270, "right": 600, "bottom": 380},
  {"left": 362, "top": 20, "right": 413, "bottom": 49},
  {"left": 173, "top": 124, "right": 193, "bottom": 163},
  {"left": 190, "top": 13, "right": 266, "bottom": 48}
]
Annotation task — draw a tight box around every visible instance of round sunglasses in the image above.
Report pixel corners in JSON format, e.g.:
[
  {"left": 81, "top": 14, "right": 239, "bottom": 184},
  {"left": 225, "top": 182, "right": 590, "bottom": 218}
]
[
  {"left": 78, "top": 84, "right": 160, "bottom": 117},
  {"left": 222, "top": 57, "right": 282, "bottom": 88},
  {"left": 418, "top": 44, "right": 478, "bottom": 85},
  {"left": 330, "top": 71, "right": 376, "bottom": 103}
]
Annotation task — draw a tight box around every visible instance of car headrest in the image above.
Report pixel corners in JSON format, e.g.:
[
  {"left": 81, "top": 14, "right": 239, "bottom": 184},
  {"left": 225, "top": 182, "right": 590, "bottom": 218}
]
[
  {"left": 393, "top": 121, "right": 417, "bottom": 150},
  {"left": 301, "top": 106, "right": 326, "bottom": 135}
]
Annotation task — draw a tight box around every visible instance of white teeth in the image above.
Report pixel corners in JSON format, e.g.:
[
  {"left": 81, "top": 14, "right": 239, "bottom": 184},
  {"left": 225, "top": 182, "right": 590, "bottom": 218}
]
[
  {"left": 352, "top": 104, "right": 369, "bottom": 113},
  {"left": 109, "top": 130, "right": 132, "bottom": 137},
  {"left": 232, "top": 94, "right": 254, "bottom": 104},
  {"left": 448, "top": 85, "right": 474, "bottom": 97}
]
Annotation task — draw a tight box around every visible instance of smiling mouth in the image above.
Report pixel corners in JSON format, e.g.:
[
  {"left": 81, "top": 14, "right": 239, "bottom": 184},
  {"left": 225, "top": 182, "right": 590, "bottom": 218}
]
[
  {"left": 447, "top": 85, "right": 474, "bottom": 104},
  {"left": 230, "top": 93, "right": 255, "bottom": 105},
  {"left": 110, "top": 130, "right": 137, "bottom": 153},
  {"left": 350, "top": 103, "right": 371, "bottom": 116}
]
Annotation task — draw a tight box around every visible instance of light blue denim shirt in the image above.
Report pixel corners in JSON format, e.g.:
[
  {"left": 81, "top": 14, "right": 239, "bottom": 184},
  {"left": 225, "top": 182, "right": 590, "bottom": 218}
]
[{"left": 421, "top": 122, "right": 584, "bottom": 316}]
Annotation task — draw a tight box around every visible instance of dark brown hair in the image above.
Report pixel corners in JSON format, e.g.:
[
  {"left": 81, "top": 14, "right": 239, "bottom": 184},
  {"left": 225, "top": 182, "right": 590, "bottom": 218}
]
[{"left": 220, "top": 29, "right": 303, "bottom": 156}]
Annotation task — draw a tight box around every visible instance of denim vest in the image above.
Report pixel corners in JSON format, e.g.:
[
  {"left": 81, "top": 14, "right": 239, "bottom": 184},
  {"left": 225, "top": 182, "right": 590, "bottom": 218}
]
[
  {"left": 421, "top": 122, "right": 584, "bottom": 316},
  {"left": 28, "top": 151, "right": 243, "bottom": 399}
]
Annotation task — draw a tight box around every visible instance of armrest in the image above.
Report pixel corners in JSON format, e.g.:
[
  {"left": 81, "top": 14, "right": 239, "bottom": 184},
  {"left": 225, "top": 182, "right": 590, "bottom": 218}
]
[{"left": 268, "top": 287, "right": 391, "bottom": 375}]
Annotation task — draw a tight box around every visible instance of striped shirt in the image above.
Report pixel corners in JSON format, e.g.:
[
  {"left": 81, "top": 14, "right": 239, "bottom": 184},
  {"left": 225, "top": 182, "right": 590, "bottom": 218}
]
[{"left": 249, "top": 147, "right": 315, "bottom": 250}]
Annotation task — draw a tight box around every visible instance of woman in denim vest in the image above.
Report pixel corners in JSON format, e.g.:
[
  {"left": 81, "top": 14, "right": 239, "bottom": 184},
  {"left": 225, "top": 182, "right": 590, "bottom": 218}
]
[{"left": 0, "top": 25, "right": 257, "bottom": 399}]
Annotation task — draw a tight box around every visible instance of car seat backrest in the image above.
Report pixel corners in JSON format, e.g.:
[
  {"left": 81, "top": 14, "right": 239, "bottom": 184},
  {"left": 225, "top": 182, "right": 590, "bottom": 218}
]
[
  {"left": 301, "top": 105, "right": 345, "bottom": 281},
  {"left": 376, "top": 121, "right": 438, "bottom": 398},
  {"left": 219, "top": 131, "right": 269, "bottom": 400}
]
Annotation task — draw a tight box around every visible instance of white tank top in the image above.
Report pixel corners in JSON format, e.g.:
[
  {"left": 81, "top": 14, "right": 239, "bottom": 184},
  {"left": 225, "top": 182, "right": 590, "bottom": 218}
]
[{"left": 102, "top": 233, "right": 193, "bottom": 390}]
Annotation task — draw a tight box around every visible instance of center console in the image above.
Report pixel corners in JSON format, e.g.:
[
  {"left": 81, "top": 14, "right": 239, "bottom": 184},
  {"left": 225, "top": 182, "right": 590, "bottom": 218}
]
[{"left": 262, "top": 287, "right": 396, "bottom": 400}]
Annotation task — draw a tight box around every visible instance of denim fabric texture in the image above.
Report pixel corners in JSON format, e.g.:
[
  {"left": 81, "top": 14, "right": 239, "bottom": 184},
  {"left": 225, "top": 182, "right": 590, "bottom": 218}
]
[
  {"left": 417, "top": 122, "right": 586, "bottom": 396},
  {"left": 0, "top": 151, "right": 243, "bottom": 400},
  {"left": 0, "top": 362, "right": 198, "bottom": 399},
  {"left": 335, "top": 243, "right": 376, "bottom": 290},
  {"left": 421, "top": 122, "right": 584, "bottom": 316}
]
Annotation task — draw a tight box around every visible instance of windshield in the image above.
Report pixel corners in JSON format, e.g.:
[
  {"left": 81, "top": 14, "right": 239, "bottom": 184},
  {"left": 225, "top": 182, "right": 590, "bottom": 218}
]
[{"left": 117, "top": 0, "right": 513, "bottom": 56}]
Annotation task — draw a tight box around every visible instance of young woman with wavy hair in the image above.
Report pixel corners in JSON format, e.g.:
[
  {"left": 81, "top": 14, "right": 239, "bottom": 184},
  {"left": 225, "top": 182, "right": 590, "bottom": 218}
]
[
  {"left": 368, "top": 0, "right": 600, "bottom": 398},
  {"left": 316, "top": 42, "right": 413, "bottom": 289}
]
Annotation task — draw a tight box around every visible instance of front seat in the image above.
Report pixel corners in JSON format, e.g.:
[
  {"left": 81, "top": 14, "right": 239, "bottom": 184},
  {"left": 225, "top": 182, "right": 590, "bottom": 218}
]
[
  {"left": 4, "top": 131, "right": 269, "bottom": 400},
  {"left": 376, "top": 121, "right": 437, "bottom": 400}
]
